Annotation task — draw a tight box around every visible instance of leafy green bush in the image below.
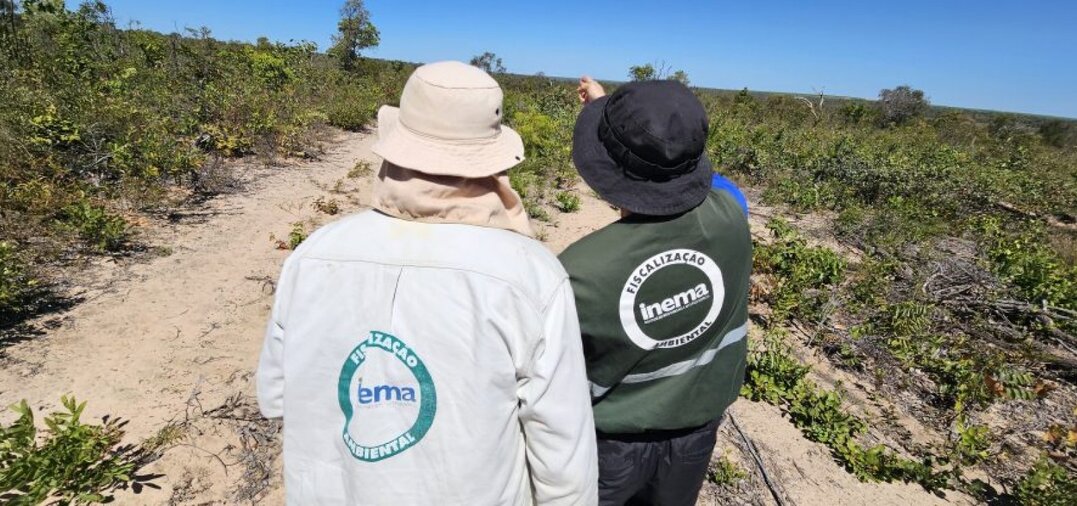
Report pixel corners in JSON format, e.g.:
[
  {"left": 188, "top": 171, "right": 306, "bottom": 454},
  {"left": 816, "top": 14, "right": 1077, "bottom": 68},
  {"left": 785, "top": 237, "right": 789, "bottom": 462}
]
[
  {"left": 741, "top": 330, "right": 948, "bottom": 490},
  {"left": 1015, "top": 455, "right": 1076, "bottom": 506},
  {"left": 0, "top": 242, "right": 38, "bottom": 317},
  {"left": 708, "top": 454, "right": 747, "bottom": 486},
  {"left": 60, "top": 201, "right": 129, "bottom": 253},
  {"left": 554, "top": 191, "right": 580, "bottom": 213},
  {"left": 0, "top": 397, "right": 146, "bottom": 504},
  {"left": 324, "top": 82, "right": 380, "bottom": 131},
  {"left": 982, "top": 219, "right": 1077, "bottom": 312},
  {"left": 287, "top": 222, "right": 307, "bottom": 250},
  {"left": 754, "top": 218, "right": 845, "bottom": 322},
  {"left": 952, "top": 419, "right": 991, "bottom": 466}
]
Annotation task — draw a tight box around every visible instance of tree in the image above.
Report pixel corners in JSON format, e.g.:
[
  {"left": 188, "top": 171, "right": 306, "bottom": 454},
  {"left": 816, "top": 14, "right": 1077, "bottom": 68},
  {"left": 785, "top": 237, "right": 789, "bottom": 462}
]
[
  {"left": 469, "top": 52, "right": 505, "bottom": 73},
  {"left": 628, "top": 63, "right": 656, "bottom": 82},
  {"left": 877, "top": 85, "right": 929, "bottom": 125},
  {"left": 670, "top": 69, "right": 690, "bottom": 86},
  {"left": 329, "top": 0, "right": 379, "bottom": 70},
  {"left": 629, "top": 61, "right": 686, "bottom": 84}
]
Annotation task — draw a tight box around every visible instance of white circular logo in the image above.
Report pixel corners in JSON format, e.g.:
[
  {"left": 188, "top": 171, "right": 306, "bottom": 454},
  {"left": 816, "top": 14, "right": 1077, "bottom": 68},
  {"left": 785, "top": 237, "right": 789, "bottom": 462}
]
[{"left": 619, "top": 248, "right": 725, "bottom": 349}]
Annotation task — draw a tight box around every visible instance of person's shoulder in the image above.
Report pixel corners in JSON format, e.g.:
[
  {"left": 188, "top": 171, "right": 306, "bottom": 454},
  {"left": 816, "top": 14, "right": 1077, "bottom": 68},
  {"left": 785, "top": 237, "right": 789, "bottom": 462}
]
[
  {"left": 710, "top": 173, "right": 749, "bottom": 216},
  {"left": 559, "top": 221, "right": 628, "bottom": 274},
  {"left": 288, "top": 210, "right": 381, "bottom": 258}
]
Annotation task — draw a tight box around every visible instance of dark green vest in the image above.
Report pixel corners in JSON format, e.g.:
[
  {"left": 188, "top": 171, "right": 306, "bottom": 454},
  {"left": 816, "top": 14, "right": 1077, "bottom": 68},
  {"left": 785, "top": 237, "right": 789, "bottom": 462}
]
[{"left": 559, "top": 190, "right": 752, "bottom": 433}]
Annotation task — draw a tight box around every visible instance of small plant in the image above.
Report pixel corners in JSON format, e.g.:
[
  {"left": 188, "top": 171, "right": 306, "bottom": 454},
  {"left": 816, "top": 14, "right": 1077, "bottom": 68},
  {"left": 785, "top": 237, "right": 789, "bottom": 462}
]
[
  {"left": 524, "top": 200, "right": 550, "bottom": 222},
  {"left": 0, "top": 397, "right": 152, "bottom": 504},
  {"left": 270, "top": 222, "right": 308, "bottom": 250},
  {"left": 708, "top": 454, "right": 747, "bottom": 486},
  {"left": 952, "top": 419, "right": 991, "bottom": 466},
  {"left": 554, "top": 191, "right": 580, "bottom": 213},
  {"left": 742, "top": 330, "right": 949, "bottom": 491},
  {"left": 347, "top": 160, "right": 373, "bottom": 179},
  {"left": 1014, "top": 455, "right": 1076, "bottom": 506},
  {"left": 0, "top": 242, "right": 38, "bottom": 317},
  {"left": 287, "top": 223, "right": 307, "bottom": 250},
  {"left": 754, "top": 218, "right": 845, "bottom": 323},
  {"left": 312, "top": 196, "right": 341, "bottom": 215},
  {"left": 60, "top": 201, "right": 130, "bottom": 252}
]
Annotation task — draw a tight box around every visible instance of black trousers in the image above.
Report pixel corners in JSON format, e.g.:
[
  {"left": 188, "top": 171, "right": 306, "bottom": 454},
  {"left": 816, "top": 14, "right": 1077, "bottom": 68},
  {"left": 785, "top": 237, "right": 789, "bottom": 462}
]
[{"left": 596, "top": 417, "right": 721, "bottom": 506}]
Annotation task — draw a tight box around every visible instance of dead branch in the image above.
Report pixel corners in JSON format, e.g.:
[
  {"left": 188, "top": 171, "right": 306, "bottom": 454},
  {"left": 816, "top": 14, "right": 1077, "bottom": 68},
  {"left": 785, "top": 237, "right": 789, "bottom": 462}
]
[{"left": 729, "top": 413, "right": 789, "bottom": 506}]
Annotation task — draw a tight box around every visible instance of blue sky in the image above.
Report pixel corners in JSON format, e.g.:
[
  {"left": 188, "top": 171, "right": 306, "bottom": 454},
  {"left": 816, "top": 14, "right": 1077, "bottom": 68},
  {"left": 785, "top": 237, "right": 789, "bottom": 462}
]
[{"left": 69, "top": 0, "right": 1077, "bottom": 118}]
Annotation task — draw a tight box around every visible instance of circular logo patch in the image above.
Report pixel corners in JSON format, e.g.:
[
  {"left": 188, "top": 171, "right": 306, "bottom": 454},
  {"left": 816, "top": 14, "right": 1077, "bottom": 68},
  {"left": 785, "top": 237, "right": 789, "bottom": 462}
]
[
  {"left": 337, "top": 331, "right": 436, "bottom": 462},
  {"left": 619, "top": 249, "right": 725, "bottom": 349}
]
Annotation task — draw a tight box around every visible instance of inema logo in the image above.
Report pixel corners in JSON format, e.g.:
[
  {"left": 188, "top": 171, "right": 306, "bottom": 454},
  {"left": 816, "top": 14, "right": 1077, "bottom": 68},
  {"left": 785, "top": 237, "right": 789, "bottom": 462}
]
[
  {"left": 357, "top": 380, "right": 417, "bottom": 405},
  {"left": 638, "top": 283, "right": 711, "bottom": 324}
]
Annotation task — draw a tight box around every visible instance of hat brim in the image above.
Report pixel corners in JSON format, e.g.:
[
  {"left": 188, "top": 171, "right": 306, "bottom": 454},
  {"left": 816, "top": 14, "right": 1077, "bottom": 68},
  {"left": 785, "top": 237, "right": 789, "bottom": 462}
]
[
  {"left": 572, "top": 96, "right": 712, "bottom": 216},
  {"left": 372, "top": 106, "right": 525, "bottom": 178}
]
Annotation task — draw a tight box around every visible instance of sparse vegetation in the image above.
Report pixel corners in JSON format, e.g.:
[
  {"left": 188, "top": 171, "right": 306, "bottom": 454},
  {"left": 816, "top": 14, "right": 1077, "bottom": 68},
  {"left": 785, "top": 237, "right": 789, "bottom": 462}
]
[
  {"left": 312, "top": 196, "right": 341, "bottom": 215},
  {"left": 708, "top": 453, "right": 747, "bottom": 486},
  {"left": 742, "top": 329, "right": 949, "bottom": 491},
  {"left": 554, "top": 191, "right": 580, "bottom": 213},
  {"left": 347, "top": 160, "right": 373, "bottom": 179},
  {"left": 1014, "top": 455, "right": 1077, "bottom": 506},
  {"left": 0, "top": 0, "right": 407, "bottom": 322},
  {"left": 0, "top": 397, "right": 157, "bottom": 504}
]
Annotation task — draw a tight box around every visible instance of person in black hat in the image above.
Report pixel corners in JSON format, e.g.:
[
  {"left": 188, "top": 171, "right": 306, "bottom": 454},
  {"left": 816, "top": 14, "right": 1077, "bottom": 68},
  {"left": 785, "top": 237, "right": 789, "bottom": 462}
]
[{"left": 559, "top": 76, "right": 752, "bottom": 505}]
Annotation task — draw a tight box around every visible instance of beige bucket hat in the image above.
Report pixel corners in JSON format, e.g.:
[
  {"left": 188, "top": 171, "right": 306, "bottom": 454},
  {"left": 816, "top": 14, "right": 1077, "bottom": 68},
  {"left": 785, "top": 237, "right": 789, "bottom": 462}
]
[{"left": 372, "top": 61, "right": 525, "bottom": 177}]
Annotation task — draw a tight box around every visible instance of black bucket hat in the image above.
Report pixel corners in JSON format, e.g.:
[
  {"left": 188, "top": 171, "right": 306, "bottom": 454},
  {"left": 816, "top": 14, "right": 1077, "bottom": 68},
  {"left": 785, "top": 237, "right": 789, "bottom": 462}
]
[{"left": 573, "top": 80, "right": 712, "bottom": 216}]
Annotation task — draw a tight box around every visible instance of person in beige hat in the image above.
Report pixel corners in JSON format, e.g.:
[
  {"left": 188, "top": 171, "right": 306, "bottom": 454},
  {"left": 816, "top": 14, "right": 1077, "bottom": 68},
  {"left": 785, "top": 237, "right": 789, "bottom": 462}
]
[{"left": 257, "top": 61, "right": 598, "bottom": 505}]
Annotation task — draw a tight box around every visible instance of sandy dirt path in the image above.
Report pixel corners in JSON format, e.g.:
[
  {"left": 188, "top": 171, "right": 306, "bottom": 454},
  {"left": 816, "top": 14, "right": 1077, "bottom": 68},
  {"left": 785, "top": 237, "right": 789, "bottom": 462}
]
[{"left": 0, "top": 130, "right": 971, "bottom": 505}]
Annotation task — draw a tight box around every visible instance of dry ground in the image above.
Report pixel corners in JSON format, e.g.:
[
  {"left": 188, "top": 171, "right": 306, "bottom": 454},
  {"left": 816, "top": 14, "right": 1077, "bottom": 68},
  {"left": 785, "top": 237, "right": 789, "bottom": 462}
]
[{"left": 0, "top": 129, "right": 975, "bottom": 505}]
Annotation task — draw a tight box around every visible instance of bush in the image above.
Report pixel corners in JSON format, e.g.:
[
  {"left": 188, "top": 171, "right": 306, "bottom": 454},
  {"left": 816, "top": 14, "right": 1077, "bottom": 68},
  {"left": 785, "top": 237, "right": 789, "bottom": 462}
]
[
  {"left": 708, "top": 454, "right": 747, "bottom": 486},
  {"left": 60, "top": 201, "right": 129, "bottom": 253},
  {"left": 0, "top": 242, "right": 38, "bottom": 317},
  {"left": 1015, "top": 455, "right": 1076, "bottom": 506},
  {"left": 754, "top": 218, "right": 845, "bottom": 322},
  {"left": 742, "top": 330, "right": 948, "bottom": 490},
  {"left": 0, "top": 397, "right": 150, "bottom": 504},
  {"left": 554, "top": 191, "right": 580, "bottom": 213}
]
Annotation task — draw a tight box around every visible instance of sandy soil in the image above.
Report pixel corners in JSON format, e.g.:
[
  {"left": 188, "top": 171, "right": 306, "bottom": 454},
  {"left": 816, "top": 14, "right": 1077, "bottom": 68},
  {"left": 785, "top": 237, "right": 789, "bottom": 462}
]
[{"left": 0, "top": 129, "right": 973, "bottom": 505}]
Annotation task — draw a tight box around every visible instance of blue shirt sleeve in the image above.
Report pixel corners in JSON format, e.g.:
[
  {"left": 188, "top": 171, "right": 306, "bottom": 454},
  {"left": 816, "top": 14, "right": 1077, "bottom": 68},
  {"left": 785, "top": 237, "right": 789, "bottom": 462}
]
[{"left": 711, "top": 173, "right": 749, "bottom": 216}]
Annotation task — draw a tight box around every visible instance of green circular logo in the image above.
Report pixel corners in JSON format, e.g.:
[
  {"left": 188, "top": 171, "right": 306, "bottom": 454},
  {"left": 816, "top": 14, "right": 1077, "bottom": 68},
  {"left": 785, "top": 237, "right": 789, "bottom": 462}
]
[{"left": 337, "top": 331, "right": 436, "bottom": 462}]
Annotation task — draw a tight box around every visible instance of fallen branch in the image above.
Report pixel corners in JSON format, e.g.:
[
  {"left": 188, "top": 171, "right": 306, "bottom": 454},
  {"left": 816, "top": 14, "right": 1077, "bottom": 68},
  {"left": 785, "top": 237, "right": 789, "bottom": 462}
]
[
  {"left": 729, "top": 413, "right": 788, "bottom": 506},
  {"left": 994, "top": 201, "right": 1077, "bottom": 232}
]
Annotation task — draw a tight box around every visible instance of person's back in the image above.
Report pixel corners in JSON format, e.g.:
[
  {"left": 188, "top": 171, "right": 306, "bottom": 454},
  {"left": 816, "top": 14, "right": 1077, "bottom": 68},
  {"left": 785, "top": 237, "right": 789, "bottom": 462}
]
[
  {"left": 257, "top": 61, "right": 598, "bottom": 505},
  {"left": 560, "top": 77, "right": 751, "bottom": 505},
  {"left": 559, "top": 190, "right": 751, "bottom": 433}
]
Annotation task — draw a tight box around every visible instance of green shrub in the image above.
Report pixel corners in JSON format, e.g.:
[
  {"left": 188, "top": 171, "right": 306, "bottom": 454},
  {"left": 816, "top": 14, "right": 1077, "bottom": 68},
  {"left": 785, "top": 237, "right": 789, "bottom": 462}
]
[
  {"left": 324, "top": 84, "right": 379, "bottom": 131},
  {"left": 741, "top": 329, "right": 811, "bottom": 404},
  {"left": 60, "top": 201, "right": 129, "bottom": 253},
  {"left": 0, "top": 397, "right": 147, "bottom": 504},
  {"left": 742, "top": 331, "right": 949, "bottom": 490},
  {"left": 1015, "top": 455, "right": 1076, "bottom": 506},
  {"left": 708, "top": 454, "right": 747, "bottom": 486},
  {"left": 524, "top": 201, "right": 550, "bottom": 222},
  {"left": 0, "top": 242, "right": 38, "bottom": 317},
  {"left": 287, "top": 222, "right": 307, "bottom": 250},
  {"left": 754, "top": 218, "right": 845, "bottom": 322},
  {"left": 554, "top": 191, "right": 580, "bottom": 213},
  {"left": 952, "top": 419, "right": 991, "bottom": 466},
  {"left": 982, "top": 219, "right": 1076, "bottom": 312}
]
